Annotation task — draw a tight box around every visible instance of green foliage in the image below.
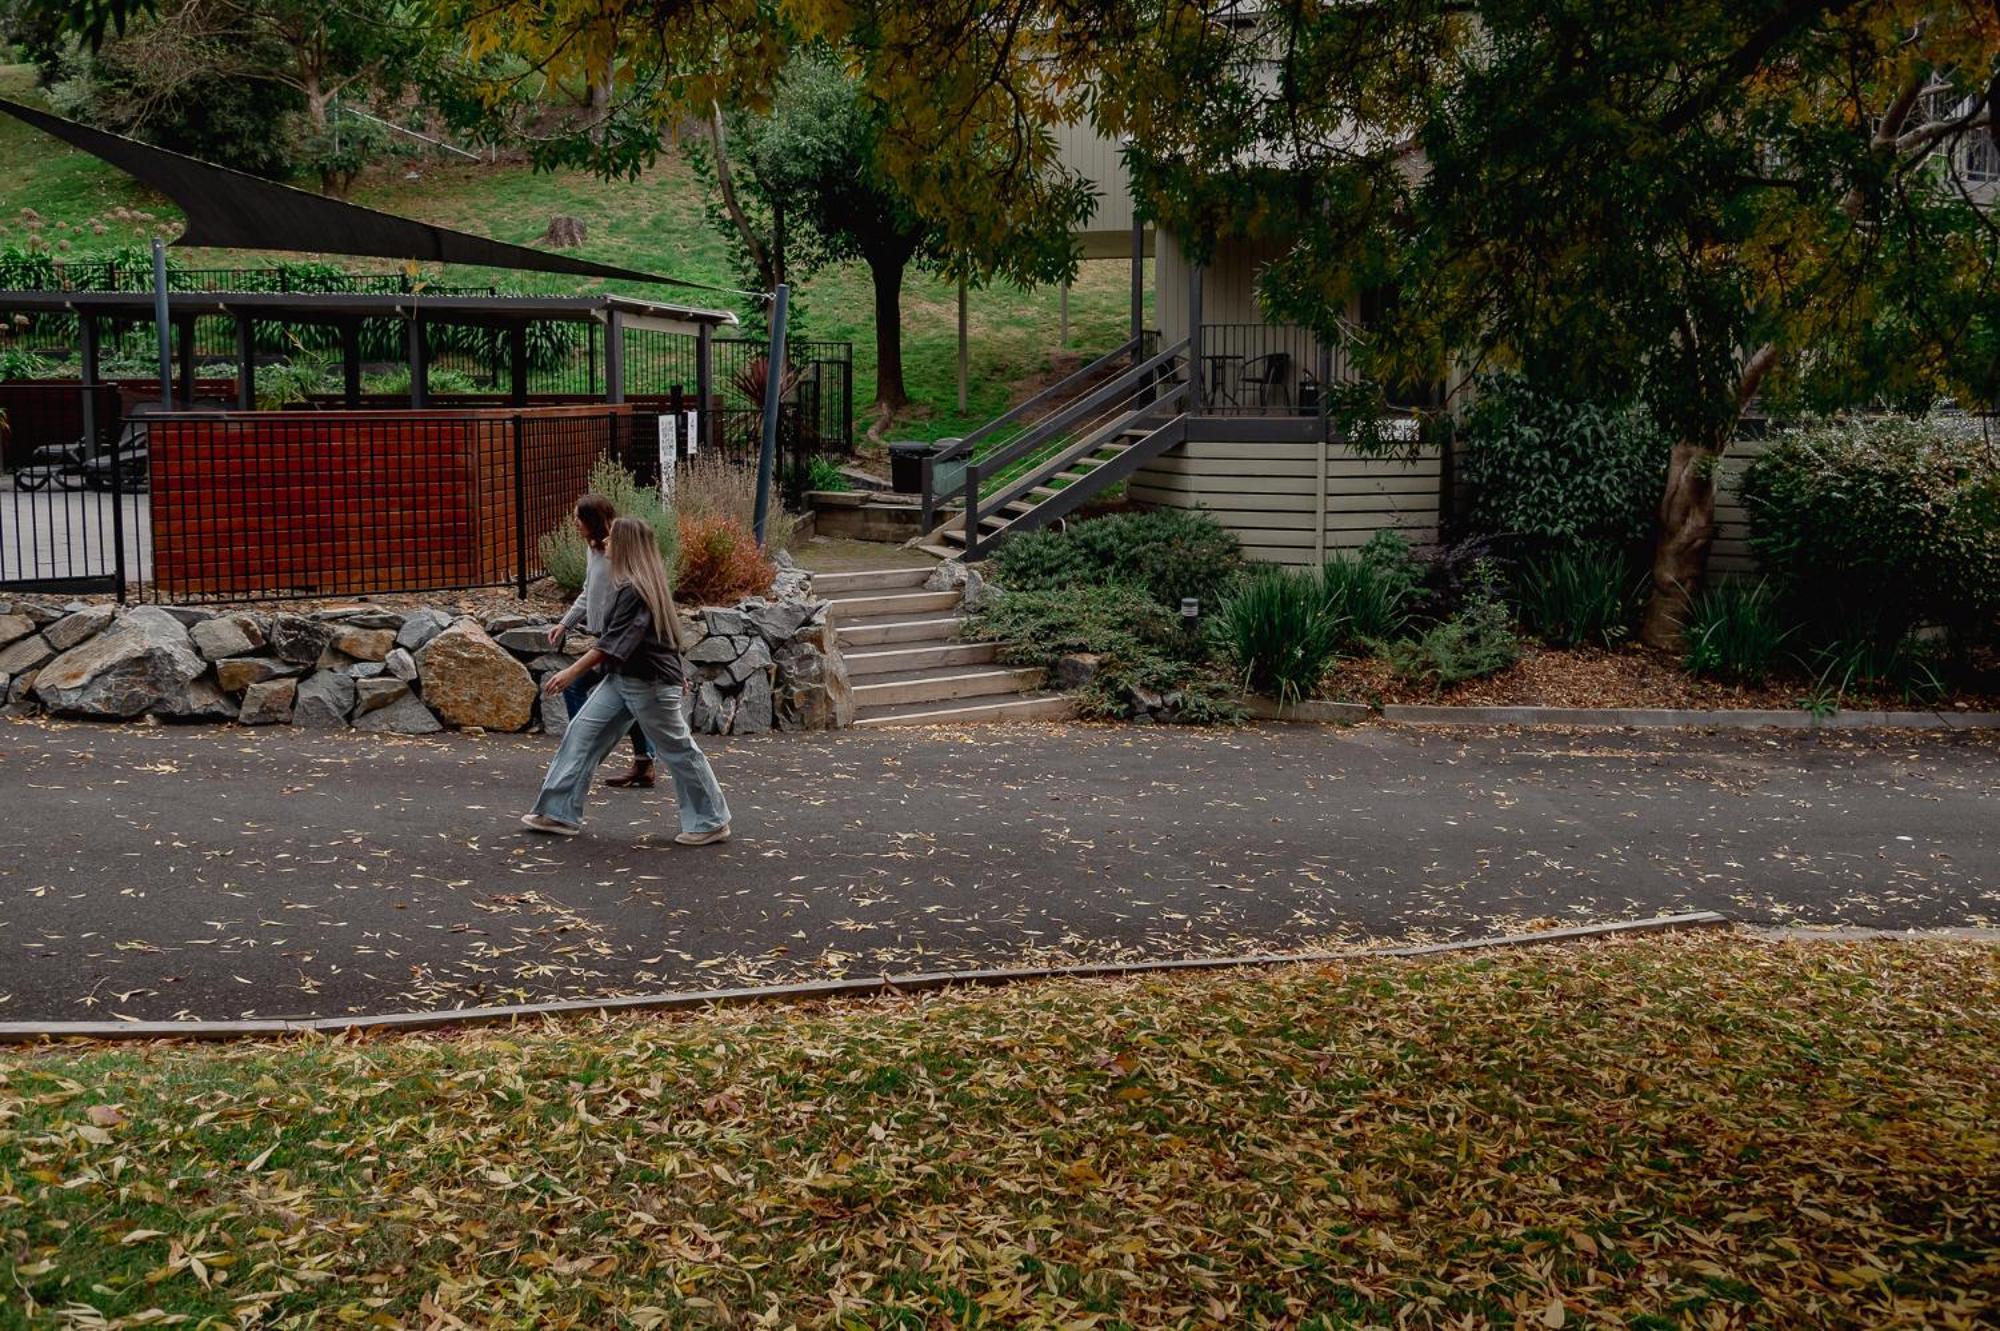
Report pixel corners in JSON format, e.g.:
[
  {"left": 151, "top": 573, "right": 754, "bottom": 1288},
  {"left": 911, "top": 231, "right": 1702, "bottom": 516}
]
[
  {"left": 1216, "top": 566, "right": 1348, "bottom": 705},
  {"left": 806, "top": 456, "right": 853, "bottom": 493},
  {"left": 538, "top": 458, "right": 679, "bottom": 594},
  {"left": 1513, "top": 545, "right": 1642, "bottom": 648},
  {"left": 0, "top": 345, "right": 54, "bottom": 380},
  {"left": 1315, "top": 531, "right": 1421, "bottom": 647},
  {"left": 989, "top": 510, "right": 1244, "bottom": 612},
  {"left": 965, "top": 585, "right": 1240, "bottom": 724},
  {"left": 1743, "top": 418, "right": 2000, "bottom": 648},
  {"left": 1682, "top": 580, "right": 1794, "bottom": 685},
  {"left": 1386, "top": 562, "right": 1519, "bottom": 692},
  {"left": 1799, "top": 633, "right": 1947, "bottom": 709},
  {"left": 366, "top": 366, "right": 484, "bottom": 398},
  {"left": 252, "top": 357, "right": 330, "bottom": 410},
  {"left": 1459, "top": 376, "right": 1667, "bottom": 550}
]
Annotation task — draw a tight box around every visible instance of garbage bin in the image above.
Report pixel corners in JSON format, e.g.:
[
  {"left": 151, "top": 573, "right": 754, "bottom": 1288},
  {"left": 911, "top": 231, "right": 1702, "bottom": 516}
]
[{"left": 888, "top": 440, "right": 936, "bottom": 494}]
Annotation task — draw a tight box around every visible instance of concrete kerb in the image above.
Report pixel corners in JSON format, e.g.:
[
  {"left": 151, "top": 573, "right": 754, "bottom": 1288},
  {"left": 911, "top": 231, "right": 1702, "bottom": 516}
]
[
  {"left": 1244, "top": 695, "right": 2000, "bottom": 730},
  {"left": 0, "top": 912, "right": 1729, "bottom": 1045}
]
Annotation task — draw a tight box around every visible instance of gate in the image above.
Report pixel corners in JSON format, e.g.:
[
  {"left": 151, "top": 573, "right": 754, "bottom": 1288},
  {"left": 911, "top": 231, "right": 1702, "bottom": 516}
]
[{"left": 1, "top": 384, "right": 142, "bottom": 599}]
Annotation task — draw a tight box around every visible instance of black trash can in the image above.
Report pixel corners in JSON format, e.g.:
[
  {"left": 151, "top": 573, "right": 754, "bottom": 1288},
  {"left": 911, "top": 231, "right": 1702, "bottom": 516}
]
[{"left": 888, "top": 440, "right": 936, "bottom": 495}]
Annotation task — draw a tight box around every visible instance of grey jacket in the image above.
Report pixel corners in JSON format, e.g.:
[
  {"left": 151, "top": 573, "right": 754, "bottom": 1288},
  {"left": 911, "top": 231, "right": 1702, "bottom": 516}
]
[{"left": 559, "top": 544, "right": 616, "bottom": 635}]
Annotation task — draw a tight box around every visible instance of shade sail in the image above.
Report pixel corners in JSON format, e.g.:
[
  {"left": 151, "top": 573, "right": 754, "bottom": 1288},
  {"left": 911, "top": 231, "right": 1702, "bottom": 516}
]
[{"left": 0, "top": 98, "right": 717, "bottom": 291}]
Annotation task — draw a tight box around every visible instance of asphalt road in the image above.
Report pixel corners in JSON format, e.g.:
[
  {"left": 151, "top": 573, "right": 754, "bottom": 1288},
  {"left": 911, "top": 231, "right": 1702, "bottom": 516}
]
[{"left": 2, "top": 717, "right": 1995, "bottom": 1022}]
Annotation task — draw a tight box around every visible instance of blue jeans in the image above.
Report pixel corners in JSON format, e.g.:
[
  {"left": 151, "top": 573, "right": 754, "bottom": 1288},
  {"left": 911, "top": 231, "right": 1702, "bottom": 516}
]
[
  {"left": 532, "top": 675, "right": 729, "bottom": 835},
  {"left": 563, "top": 669, "right": 653, "bottom": 760}
]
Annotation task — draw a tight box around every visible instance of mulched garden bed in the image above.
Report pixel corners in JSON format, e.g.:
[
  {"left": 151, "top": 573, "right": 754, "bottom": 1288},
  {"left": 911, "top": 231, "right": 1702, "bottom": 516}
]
[{"left": 1322, "top": 641, "right": 2000, "bottom": 712}]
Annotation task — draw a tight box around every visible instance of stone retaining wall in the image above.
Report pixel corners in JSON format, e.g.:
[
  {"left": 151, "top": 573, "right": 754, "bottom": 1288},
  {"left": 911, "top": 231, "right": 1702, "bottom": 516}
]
[{"left": 0, "top": 558, "right": 852, "bottom": 736}]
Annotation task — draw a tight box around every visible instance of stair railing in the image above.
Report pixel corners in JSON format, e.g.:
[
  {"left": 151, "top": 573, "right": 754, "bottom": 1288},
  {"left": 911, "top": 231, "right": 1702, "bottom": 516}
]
[
  {"left": 921, "top": 334, "right": 1150, "bottom": 532},
  {"left": 958, "top": 339, "right": 1189, "bottom": 558}
]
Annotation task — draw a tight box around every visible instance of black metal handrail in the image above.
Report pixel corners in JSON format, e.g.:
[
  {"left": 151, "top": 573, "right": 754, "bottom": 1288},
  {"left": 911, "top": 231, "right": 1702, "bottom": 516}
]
[{"left": 930, "top": 333, "right": 1145, "bottom": 467}]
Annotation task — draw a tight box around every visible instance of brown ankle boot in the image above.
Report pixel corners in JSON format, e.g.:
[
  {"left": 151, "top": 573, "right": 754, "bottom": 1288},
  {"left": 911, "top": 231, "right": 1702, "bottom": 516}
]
[{"left": 604, "top": 758, "right": 657, "bottom": 789}]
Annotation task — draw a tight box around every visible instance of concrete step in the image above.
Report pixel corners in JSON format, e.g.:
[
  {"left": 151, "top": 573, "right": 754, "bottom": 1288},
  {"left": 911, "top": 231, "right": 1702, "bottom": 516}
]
[
  {"left": 855, "top": 693, "right": 1077, "bottom": 728},
  {"left": 852, "top": 666, "right": 1046, "bottom": 709},
  {"left": 812, "top": 566, "right": 935, "bottom": 596},
  {"left": 823, "top": 588, "right": 963, "bottom": 618},
  {"left": 845, "top": 640, "right": 999, "bottom": 677},
  {"left": 833, "top": 613, "right": 963, "bottom": 649}
]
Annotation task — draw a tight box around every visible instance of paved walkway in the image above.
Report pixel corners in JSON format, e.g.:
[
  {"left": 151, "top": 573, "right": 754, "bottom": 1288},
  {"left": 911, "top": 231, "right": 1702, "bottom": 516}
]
[
  {"left": 1, "top": 719, "right": 1995, "bottom": 1022},
  {"left": 0, "top": 480, "right": 150, "bottom": 585}
]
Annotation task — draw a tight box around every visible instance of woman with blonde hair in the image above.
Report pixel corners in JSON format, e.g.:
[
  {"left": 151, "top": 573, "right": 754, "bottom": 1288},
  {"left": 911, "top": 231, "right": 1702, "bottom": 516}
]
[{"left": 522, "top": 516, "right": 731, "bottom": 844}]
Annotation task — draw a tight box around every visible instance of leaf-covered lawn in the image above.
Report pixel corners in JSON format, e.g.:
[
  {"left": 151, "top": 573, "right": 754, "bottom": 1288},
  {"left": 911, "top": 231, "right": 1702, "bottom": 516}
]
[{"left": 3, "top": 936, "right": 1996, "bottom": 1329}]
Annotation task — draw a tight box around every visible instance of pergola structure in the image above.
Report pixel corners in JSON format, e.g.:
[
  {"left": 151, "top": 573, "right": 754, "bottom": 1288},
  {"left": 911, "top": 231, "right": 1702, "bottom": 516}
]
[{"left": 0, "top": 288, "right": 736, "bottom": 415}]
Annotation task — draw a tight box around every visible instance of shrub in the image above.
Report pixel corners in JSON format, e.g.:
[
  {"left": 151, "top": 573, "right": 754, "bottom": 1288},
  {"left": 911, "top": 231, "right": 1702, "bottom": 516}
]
[
  {"left": 675, "top": 514, "right": 775, "bottom": 606},
  {"left": 1682, "top": 579, "right": 1794, "bottom": 684},
  {"left": 253, "top": 358, "right": 331, "bottom": 411},
  {"left": 1513, "top": 545, "right": 1642, "bottom": 648},
  {"left": 1386, "top": 561, "right": 1519, "bottom": 691},
  {"left": 1317, "top": 532, "right": 1422, "bottom": 647},
  {"left": 1798, "top": 632, "right": 1946, "bottom": 707},
  {"left": 964, "top": 585, "right": 1241, "bottom": 723},
  {"left": 1459, "top": 375, "right": 1667, "bottom": 550},
  {"left": 1217, "top": 567, "right": 1349, "bottom": 704},
  {"left": 1743, "top": 418, "right": 2000, "bottom": 647},
  {"left": 538, "top": 458, "right": 680, "bottom": 594},
  {"left": 0, "top": 346, "right": 53, "bottom": 380},
  {"left": 806, "top": 456, "right": 853, "bottom": 493},
  {"left": 988, "top": 510, "right": 1244, "bottom": 610},
  {"left": 676, "top": 451, "right": 799, "bottom": 553}
]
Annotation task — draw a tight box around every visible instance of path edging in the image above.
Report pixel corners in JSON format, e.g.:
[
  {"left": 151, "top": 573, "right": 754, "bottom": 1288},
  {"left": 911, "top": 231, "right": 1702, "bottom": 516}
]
[
  {"left": 1245, "top": 695, "right": 2000, "bottom": 729},
  {"left": 0, "top": 912, "right": 1728, "bottom": 1044}
]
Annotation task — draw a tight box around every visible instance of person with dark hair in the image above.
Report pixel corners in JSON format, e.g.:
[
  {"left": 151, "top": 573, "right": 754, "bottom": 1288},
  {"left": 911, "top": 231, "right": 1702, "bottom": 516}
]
[
  {"left": 524, "top": 517, "right": 730, "bottom": 844},
  {"left": 547, "top": 493, "right": 656, "bottom": 787}
]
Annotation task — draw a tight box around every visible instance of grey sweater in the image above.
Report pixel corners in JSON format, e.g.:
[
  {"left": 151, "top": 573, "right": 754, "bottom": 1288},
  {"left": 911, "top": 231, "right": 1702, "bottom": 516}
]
[{"left": 559, "top": 544, "right": 616, "bottom": 635}]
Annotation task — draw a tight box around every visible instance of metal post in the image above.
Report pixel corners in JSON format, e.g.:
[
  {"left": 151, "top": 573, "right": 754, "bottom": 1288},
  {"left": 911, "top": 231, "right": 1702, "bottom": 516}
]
[
  {"left": 695, "top": 322, "right": 713, "bottom": 455},
  {"left": 512, "top": 413, "right": 528, "bottom": 597},
  {"left": 1188, "top": 262, "right": 1205, "bottom": 414},
  {"left": 234, "top": 312, "right": 255, "bottom": 411},
  {"left": 407, "top": 315, "right": 428, "bottom": 408},
  {"left": 752, "top": 283, "right": 790, "bottom": 547},
  {"left": 341, "top": 320, "right": 362, "bottom": 407},
  {"left": 508, "top": 323, "right": 528, "bottom": 406},
  {"left": 1131, "top": 216, "right": 1145, "bottom": 364},
  {"left": 603, "top": 310, "right": 625, "bottom": 404},
  {"left": 150, "top": 238, "right": 173, "bottom": 411}
]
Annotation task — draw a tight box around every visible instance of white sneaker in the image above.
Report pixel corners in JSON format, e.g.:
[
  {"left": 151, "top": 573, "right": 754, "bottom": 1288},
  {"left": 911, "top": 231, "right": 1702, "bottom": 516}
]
[
  {"left": 674, "top": 824, "right": 732, "bottom": 847},
  {"left": 520, "top": 813, "right": 581, "bottom": 836}
]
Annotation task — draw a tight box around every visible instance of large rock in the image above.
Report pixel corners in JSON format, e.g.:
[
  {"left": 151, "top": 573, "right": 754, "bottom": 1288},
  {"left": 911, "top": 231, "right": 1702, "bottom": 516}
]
[
  {"left": 701, "top": 607, "right": 753, "bottom": 638},
  {"left": 690, "top": 679, "right": 727, "bottom": 734},
  {"left": 493, "top": 626, "right": 553, "bottom": 656},
  {"left": 687, "top": 634, "right": 743, "bottom": 666},
  {"left": 396, "top": 607, "right": 453, "bottom": 653},
  {"left": 0, "top": 614, "right": 34, "bottom": 649},
  {"left": 340, "top": 610, "right": 406, "bottom": 632},
  {"left": 11, "top": 600, "right": 61, "bottom": 626},
  {"left": 171, "top": 679, "right": 238, "bottom": 722},
  {"left": 748, "top": 598, "right": 814, "bottom": 643},
  {"left": 0, "top": 632, "right": 53, "bottom": 677},
  {"left": 732, "top": 670, "right": 773, "bottom": 735},
  {"left": 225, "top": 612, "right": 270, "bottom": 649},
  {"left": 354, "top": 677, "right": 410, "bottom": 716},
  {"left": 414, "top": 620, "right": 535, "bottom": 731},
  {"left": 214, "top": 657, "right": 303, "bottom": 692},
  {"left": 190, "top": 617, "right": 256, "bottom": 662},
  {"left": 34, "top": 606, "right": 207, "bottom": 718},
  {"left": 354, "top": 693, "right": 443, "bottom": 735},
  {"left": 771, "top": 621, "right": 855, "bottom": 731},
  {"left": 270, "top": 614, "right": 332, "bottom": 666},
  {"left": 384, "top": 647, "right": 418, "bottom": 682},
  {"left": 237, "top": 679, "right": 296, "bottom": 726},
  {"left": 330, "top": 625, "right": 395, "bottom": 662},
  {"left": 292, "top": 670, "right": 356, "bottom": 728},
  {"left": 727, "top": 637, "right": 774, "bottom": 685},
  {"left": 43, "top": 605, "right": 115, "bottom": 652},
  {"left": 159, "top": 606, "right": 213, "bottom": 628}
]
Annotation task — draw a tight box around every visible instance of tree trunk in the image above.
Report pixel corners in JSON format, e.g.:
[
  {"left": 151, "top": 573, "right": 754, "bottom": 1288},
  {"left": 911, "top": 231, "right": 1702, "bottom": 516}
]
[
  {"left": 1639, "top": 441, "right": 1721, "bottom": 649},
  {"left": 870, "top": 255, "right": 910, "bottom": 411}
]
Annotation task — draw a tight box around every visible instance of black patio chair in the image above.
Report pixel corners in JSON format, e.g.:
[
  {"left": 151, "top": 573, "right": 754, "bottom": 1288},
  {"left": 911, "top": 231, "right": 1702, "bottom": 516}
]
[{"left": 1241, "top": 352, "right": 1292, "bottom": 411}]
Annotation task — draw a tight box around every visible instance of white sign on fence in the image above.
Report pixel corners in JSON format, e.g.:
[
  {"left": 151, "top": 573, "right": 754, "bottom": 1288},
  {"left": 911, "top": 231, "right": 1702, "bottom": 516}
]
[{"left": 657, "top": 414, "right": 678, "bottom": 505}]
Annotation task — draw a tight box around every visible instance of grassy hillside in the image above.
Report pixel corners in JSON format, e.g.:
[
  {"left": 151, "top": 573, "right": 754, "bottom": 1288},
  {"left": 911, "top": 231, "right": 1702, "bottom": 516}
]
[{"left": 0, "top": 61, "right": 1151, "bottom": 442}]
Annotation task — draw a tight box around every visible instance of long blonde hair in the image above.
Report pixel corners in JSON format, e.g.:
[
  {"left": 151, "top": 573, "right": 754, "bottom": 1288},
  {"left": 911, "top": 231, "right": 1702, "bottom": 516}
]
[{"left": 605, "top": 516, "right": 683, "bottom": 652}]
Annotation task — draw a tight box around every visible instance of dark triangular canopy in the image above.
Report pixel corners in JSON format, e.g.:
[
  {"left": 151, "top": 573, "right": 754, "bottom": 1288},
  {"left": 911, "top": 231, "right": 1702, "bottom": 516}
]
[{"left": 0, "top": 98, "right": 713, "bottom": 291}]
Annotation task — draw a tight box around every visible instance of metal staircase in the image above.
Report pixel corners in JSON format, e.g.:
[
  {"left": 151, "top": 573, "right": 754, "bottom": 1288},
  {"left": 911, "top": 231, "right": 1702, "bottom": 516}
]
[{"left": 919, "top": 337, "right": 1191, "bottom": 559}]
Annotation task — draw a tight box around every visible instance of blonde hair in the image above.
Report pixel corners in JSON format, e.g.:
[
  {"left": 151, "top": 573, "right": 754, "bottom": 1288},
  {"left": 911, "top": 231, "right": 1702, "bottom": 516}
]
[{"left": 605, "top": 516, "right": 684, "bottom": 652}]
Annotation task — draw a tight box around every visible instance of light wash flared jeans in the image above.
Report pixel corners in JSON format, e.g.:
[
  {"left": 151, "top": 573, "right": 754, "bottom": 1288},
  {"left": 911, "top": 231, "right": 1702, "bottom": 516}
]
[{"left": 531, "top": 675, "right": 729, "bottom": 835}]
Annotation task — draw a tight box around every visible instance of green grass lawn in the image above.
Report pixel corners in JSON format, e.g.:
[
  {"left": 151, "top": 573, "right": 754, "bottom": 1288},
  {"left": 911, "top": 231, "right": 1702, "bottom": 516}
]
[
  {"left": 0, "top": 62, "right": 1151, "bottom": 443},
  {"left": 3, "top": 935, "right": 1996, "bottom": 1329}
]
